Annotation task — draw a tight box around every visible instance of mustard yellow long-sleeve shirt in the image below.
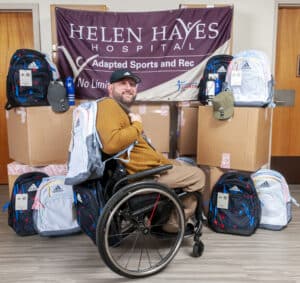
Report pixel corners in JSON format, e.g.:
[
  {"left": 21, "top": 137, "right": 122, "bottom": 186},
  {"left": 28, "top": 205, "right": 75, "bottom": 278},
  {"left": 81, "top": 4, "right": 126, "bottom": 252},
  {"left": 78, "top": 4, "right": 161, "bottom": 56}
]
[{"left": 96, "top": 98, "right": 171, "bottom": 174}]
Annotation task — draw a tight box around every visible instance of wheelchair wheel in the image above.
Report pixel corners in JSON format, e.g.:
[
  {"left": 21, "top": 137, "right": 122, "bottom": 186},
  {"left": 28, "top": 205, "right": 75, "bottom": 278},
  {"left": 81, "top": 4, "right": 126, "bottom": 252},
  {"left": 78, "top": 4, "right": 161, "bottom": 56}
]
[{"left": 96, "top": 181, "right": 185, "bottom": 278}]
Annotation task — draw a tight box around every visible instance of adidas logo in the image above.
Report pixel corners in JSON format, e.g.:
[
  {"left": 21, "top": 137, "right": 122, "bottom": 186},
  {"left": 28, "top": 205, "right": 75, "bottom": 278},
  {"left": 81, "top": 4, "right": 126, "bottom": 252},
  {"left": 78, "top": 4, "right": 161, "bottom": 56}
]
[
  {"left": 52, "top": 185, "right": 64, "bottom": 193},
  {"left": 27, "top": 184, "right": 38, "bottom": 192},
  {"left": 28, "top": 62, "right": 39, "bottom": 69},
  {"left": 217, "top": 66, "right": 226, "bottom": 73},
  {"left": 229, "top": 185, "right": 241, "bottom": 192},
  {"left": 259, "top": 180, "right": 270, "bottom": 188},
  {"left": 77, "top": 193, "right": 83, "bottom": 203},
  {"left": 242, "top": 61, "right": 251, "bottom": 70},
  {"left": 124, "top": 71, "right": 130, "bottom": 75}
]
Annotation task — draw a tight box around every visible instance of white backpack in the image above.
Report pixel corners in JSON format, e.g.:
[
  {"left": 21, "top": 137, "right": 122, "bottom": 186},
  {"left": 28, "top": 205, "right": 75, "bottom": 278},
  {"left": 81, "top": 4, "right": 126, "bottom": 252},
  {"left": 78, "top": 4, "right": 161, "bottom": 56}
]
[
  {"left": 225, "top": 50, "right": 274, "bottom": 106},
  {"left": 32, "top": 176, "right": 81, "bottom": 236},
  {"left": 251, "top": 169, "right": 299, "bottom": 230},
  {"left": 65, "top": 99, "right": 135, "bottom": 186}
]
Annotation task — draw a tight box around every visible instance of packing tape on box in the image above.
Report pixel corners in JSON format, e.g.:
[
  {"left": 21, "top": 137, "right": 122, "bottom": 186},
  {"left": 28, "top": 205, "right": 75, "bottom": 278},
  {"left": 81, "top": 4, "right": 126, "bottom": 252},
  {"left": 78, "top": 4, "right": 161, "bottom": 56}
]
[{"left": 16, "top": 108, "right": 26, "bottom": 124}]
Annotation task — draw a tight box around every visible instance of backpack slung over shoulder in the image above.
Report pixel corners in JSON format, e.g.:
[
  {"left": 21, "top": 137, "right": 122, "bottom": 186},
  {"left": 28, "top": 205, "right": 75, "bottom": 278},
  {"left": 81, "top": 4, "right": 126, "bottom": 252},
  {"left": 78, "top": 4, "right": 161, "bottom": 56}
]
[
  {"left": 65, "top": 99, "right": 136, "bottom": 186},
  {"left": 5, "top": 49, "right": 54, "bottom": 110}
]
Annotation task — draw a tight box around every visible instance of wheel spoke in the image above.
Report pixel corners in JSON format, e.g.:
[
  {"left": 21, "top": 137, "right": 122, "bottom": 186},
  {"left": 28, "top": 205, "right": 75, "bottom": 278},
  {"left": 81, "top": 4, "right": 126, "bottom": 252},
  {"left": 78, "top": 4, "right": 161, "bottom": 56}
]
[{"left": 97, "top": 183, "right": 186, "bottom": 278}]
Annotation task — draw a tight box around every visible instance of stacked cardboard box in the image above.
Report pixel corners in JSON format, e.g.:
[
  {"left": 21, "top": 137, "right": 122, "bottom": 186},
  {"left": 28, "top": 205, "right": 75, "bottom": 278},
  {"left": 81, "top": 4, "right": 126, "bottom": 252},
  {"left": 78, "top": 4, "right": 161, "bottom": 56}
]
[
  {"left": 197, "top": 105, "right": 272, "bottom": 215},
  {"left": 6, "top": 106, "right": 74, "bottom": 196},
  {"left": 176, "top": 101, "right": 200, "bottom": 156},
  {"left": 131, "top": 103, "right": 171, "bottom": 154}
]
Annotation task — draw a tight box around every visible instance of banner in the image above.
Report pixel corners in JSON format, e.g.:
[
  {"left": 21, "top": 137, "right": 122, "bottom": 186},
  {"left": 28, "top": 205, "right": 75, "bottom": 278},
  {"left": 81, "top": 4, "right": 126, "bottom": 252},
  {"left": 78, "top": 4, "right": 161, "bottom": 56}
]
[{"left": 56, "top": 7, "right": 233, "bottom": 101}]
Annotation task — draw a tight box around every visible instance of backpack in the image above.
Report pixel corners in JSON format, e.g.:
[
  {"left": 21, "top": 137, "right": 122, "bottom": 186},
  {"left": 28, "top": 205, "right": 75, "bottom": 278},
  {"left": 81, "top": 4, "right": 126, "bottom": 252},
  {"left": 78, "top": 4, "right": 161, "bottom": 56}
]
[
  {"left": 65, "top": 99, "right": 135, "bottom": 186},
  {"left": 5, "top": 49, "right": 54, "bottom": 110},
  {"left": 251, "top": 169, "right": 299, "bottom": 230},
  {"left": 7, "top": 172, "right": 48, "bottom": 236},
  {"left": 32, "top": 176, "right": 81, "bottom": 236},
  {"left": 198, "top": 54, "right": 233, "bottom": 105},
  {"left": 73, "top": 179, "right": 104, "bottom": 244},
  {"left": 225, "top": 50, "right": 274, "bottom": 106},
  {"left": 208, "top": 171, "right": 261, "bottom": 236},
  {"left": 73, "top": 160, "right": 127, "bottom": 245}
]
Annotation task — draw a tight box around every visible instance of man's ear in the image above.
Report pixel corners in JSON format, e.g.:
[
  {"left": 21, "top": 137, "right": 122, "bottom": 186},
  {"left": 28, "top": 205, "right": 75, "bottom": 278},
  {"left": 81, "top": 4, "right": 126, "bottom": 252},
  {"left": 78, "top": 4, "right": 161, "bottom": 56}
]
[{"left": 107, "top": 83, "right": 113, "bottom": 97}]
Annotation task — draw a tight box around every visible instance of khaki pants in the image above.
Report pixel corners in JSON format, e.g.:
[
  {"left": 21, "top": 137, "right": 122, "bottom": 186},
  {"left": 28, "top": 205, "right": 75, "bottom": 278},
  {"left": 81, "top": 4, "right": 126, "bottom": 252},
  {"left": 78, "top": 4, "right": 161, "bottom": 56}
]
[{"left": 155, "top": 160, "right": 205, "bottom": 232}]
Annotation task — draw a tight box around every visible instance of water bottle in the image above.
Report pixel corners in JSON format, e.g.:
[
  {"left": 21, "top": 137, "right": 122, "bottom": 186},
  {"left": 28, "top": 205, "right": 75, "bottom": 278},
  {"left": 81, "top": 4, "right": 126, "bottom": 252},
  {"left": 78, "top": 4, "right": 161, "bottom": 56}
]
[
  {"left": 215, "top": 77, "right": 221, "bottom": 95},
  {"left": 65, "top": 76, "right": 75, "bottom": 106},
  {"left": 206, "top": 80, "right": 215, "bottom": 105}
]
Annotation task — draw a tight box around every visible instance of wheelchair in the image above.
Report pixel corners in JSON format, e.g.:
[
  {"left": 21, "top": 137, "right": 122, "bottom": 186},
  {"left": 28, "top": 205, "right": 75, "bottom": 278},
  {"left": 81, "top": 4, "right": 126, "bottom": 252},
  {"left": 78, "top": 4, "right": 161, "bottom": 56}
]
[{"left": 94, "top": 159, "right": 205, "bottom": 278}]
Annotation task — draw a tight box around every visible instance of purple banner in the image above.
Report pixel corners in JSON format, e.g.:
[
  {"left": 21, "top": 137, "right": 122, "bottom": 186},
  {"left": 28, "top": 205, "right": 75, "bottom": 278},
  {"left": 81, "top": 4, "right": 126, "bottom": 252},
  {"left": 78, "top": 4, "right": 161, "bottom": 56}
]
[{"left": 56, "top": 7, "right": 233, "bottom": 100}]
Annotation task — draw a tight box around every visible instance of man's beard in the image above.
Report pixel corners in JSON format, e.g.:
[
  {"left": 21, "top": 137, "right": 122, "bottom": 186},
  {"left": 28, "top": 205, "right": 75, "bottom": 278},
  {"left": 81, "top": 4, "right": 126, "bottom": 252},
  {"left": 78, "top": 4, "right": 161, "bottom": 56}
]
[{"left": 120, "top": 93, "right": 136, "bottom": 107}]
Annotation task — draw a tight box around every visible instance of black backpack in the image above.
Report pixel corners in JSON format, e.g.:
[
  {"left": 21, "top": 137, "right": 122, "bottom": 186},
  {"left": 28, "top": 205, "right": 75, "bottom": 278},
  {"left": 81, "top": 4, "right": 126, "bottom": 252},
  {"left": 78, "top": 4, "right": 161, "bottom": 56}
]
[
  {"left": 73, "top": 160, "right": 127, "bottom": 246},
  {"left": 8, "top": 172, "right": 48, "bottom": 236},
  {"left": 73, "top": 179, "right": 104, "bottom": 244},
  {"left": 5, "top": 49, "right": 53, "bottom": 110},
  {"left": 208, "top": 172, "right": 261, "bottom": 236},
  {"left": 198, "top": 54, "right": 233, "bottom": 104}
]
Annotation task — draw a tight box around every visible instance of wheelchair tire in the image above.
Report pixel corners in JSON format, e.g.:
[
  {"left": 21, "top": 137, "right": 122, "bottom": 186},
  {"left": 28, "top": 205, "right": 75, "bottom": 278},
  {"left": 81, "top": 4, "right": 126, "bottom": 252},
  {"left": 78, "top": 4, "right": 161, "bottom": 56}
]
[{"left": 96, "top": 181, "right": 185, "bottom": 278}]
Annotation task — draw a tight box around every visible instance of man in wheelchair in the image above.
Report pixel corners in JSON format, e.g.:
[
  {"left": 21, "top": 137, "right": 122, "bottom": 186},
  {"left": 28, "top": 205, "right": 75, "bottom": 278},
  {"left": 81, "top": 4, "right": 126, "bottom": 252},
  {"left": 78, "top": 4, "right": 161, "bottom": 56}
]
[
  {"left": 96, "top": 69, "right": 206, "bottom": 235},
  {"left": 93, "top": 69, "right": 206, "bottom": 278}
]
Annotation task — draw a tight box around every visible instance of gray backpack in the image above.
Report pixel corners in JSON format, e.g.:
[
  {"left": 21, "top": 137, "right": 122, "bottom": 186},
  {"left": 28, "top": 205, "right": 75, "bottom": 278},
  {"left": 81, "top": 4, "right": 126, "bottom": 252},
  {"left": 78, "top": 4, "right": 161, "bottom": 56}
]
[
  {"left": 251, "top": 169, "right": 299, "bottom": 230},
  {"left": 32, "top": 176, "right": 81, "bottom": 236},
  {"left": 65, "top": 99, "right": 135, "bottom": 185}
]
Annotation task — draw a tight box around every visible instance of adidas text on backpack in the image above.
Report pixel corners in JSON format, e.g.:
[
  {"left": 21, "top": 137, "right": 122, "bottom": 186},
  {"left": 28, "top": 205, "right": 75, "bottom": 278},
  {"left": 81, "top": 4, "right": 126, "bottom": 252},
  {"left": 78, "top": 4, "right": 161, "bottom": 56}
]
[
  {"left": 5, "top": 49, "right": 54, "bottom": 110},
  {"left": 8, "top": 172, "right": 48, "bottom": 236},
  {"left": 208, "top": 172, "right": 261, "bottom": 236}
]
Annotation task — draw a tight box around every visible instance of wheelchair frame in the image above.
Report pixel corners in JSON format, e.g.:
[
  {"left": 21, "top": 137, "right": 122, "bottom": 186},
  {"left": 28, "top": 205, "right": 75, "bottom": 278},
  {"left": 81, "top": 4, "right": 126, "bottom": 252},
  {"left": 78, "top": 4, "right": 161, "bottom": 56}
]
[{"left": 95, "top": 163, "right": 204, "bottom": 278}]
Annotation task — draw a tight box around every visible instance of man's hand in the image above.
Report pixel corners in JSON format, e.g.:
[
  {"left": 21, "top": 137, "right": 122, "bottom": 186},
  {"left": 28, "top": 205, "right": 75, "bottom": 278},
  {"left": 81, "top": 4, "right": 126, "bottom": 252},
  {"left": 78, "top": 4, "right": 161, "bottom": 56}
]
[{"left": 129, "top": 112, "right": 142, "bottom": 123}]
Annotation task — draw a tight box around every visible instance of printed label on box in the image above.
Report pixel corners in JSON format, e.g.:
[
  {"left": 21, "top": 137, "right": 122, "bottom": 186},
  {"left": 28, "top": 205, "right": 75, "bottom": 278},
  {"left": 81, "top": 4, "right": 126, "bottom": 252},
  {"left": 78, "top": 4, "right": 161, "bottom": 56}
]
[
  {"left": 217, "top": 192, "right": 229, "bottom": 209},
  {"left": 15, "top": 193, "right": 28, "bottom": 210},
  {"left": 220, "top": 153, "right": 231, "bottom": 169}
]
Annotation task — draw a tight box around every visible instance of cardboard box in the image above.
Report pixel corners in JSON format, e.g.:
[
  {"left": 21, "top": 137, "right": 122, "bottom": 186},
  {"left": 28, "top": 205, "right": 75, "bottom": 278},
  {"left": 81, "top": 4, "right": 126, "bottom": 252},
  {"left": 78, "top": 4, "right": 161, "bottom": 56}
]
[
  {"left": 131, "top": 103, "right": 170, "bottom": 153},
  {"left": 177, "top": 101, "right": 200, "bottom": 156},
  {"left": 6, "top": 106, "right": 74, "bottom": 166},
  {"left": 197, "top": 106, "right": 271, "bottom": 171},
  {"left": 201, "top": 166, "right": 225, "bottom": 216},
  {"left": 7, "top": 161, "right": 67, "bottom": 197}
]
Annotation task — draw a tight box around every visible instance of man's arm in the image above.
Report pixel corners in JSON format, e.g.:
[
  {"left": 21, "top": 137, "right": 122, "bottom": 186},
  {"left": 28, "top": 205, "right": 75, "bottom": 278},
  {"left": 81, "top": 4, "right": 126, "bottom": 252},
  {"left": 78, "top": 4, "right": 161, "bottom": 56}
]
[{"left": 96, "top": 99, "right": 142, "bottom": 154}]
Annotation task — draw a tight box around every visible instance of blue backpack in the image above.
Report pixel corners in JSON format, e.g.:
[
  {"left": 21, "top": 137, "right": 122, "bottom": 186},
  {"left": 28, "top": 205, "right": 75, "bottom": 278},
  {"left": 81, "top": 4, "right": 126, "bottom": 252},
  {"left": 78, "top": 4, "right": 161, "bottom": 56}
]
[
  {"left": 5, "top": 49, "right": 53, "bottom": 110},
  {"left": 198, "top": 54, "right": 233, "bottom": 104},
  {"left": 7, "top": 172, "right": 48, "bottom": 236},
  {"left": 208, "top": 172, "right": 261, "bottom": 236}
]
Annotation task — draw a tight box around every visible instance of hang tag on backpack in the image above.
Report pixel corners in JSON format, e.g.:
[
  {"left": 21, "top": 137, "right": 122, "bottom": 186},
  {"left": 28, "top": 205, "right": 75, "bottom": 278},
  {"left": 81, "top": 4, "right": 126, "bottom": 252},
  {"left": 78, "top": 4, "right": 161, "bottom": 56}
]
[
  {"left": 217, "top": 192, "right": 229, "bottom": 209},
  {"left": 15, "top": 193, "right": 28, "bottom": 210},
  {"left": 230, "top": 70, "right": 242, "bottom": 86},
  {"left": 19, "top": 70, "right": 33, "bottom": 86}
]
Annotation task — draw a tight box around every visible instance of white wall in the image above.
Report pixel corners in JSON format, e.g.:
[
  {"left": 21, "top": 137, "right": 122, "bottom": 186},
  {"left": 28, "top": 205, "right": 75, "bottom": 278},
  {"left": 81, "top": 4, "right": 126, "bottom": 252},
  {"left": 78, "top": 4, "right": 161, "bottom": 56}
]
[{"left": 0, "top": 0, "right": 295, "bottom": 72}]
